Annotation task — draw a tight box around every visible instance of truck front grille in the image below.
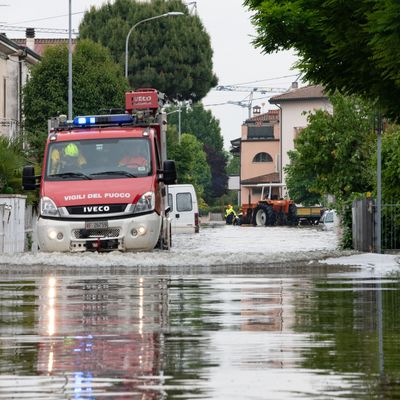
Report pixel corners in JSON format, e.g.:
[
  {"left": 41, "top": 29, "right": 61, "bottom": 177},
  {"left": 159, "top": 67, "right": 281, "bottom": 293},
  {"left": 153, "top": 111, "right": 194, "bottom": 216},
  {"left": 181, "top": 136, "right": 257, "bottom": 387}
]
[{"left": 73, "top": 228, "right": 120, "bottom": 239}]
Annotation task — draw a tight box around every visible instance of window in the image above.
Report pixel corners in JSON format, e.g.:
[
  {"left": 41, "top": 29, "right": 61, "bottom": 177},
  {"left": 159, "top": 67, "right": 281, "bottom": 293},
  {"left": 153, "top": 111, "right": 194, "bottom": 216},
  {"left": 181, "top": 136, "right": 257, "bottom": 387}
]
[
  {"left": 176, "top": 192, "right": 192, "bottom": 212},
  {"left": 248, "top": 125, "right": 274, "bottom": 139},
  {"left": 324, "top": 211, "right": 334, "bottom": 223},
  {"left": 252, "top": 152, "right": 273, "bottom": 163}
]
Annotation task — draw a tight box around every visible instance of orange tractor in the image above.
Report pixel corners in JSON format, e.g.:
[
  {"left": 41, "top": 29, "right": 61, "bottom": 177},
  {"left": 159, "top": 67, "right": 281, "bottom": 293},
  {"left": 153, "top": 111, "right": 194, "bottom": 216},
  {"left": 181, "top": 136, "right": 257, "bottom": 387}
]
[
  {"left": 240, "top": 184, "right": 298, "bottom": 226},
  {"left": 242, "top": 199, "right": 298, "bottom": 226}
]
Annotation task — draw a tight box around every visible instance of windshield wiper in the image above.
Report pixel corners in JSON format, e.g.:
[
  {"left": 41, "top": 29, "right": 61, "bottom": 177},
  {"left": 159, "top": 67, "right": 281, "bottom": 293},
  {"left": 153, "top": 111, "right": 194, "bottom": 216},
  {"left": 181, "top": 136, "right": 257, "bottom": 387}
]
[
  {"left": 91, "top": 171, "right": 137, "bottom": 178},
  {"left": 50, "top": 172, "right": 92, "bottom": 180}
]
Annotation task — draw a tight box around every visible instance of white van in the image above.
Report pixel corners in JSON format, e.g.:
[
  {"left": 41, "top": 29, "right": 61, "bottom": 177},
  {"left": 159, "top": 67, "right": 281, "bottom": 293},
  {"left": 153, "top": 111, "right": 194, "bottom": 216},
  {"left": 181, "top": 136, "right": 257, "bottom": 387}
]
[{"left": 167, "top": 184, "right": 199, "bottom": 234}]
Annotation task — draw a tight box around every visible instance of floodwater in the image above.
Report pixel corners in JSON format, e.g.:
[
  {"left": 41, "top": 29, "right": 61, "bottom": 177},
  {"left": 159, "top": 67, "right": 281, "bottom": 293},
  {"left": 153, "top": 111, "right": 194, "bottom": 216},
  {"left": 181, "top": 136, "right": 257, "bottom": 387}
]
[{"left": 0, "top": 225, "right": 399, "bottom": 399}]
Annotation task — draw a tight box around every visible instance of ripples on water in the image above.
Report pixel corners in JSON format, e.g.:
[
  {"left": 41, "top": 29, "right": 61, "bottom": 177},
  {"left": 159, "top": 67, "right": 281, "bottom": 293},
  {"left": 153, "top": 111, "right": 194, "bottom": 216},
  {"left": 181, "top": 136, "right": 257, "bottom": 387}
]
[{"left": 1, "top": 262, "right": 400, "bottom": 399}]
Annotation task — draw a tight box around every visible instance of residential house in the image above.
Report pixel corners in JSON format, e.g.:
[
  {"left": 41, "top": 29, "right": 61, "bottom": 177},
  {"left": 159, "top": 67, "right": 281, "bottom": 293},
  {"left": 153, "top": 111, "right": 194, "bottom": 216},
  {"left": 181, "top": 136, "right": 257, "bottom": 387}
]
[
  {"left": 12, "top": 28, "right": 77, "bottom": 57},
  {"left": 231, "top": 84, "right": 331, "bottom": 206},
  {"left": 0, "top": 32, "right": 41, "bottom": 139},
  {"left": 232, "top": 109, "right": 281, "bottom": 206},
  {"left": 269, "top": 85, "right": 331, "bottom": 196}
]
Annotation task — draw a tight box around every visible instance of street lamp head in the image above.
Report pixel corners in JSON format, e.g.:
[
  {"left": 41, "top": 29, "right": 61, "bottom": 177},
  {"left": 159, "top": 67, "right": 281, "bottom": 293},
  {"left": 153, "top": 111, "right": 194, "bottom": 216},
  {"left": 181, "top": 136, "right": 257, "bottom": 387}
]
[
  {"left": 125, "top": 11, "right": 185, "bottom": 79},
  {"left": 165, "top": 11, "right": 185, "bottom": 17}
]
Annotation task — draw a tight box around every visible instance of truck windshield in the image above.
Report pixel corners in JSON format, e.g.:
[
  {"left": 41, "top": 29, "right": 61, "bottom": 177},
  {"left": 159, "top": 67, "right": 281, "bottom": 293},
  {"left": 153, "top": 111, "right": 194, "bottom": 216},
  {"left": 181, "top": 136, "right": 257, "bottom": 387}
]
[{"left": 45, "top": 138, "right": 152, "bottom": 181}]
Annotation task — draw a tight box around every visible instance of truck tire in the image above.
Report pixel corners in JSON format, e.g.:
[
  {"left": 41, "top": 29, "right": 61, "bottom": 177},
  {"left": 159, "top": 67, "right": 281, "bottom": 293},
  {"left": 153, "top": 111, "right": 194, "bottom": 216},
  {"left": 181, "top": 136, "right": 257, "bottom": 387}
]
[
  {"left": 156, "top": 220, "right": 170, "bottom": 250},
  {"left": 266, "top": 205, "right": 276, "bottom": 226},
  {"left": 253, "top": 206, "right": 268, "bottom": 226},
  {"left": 287, "top": 204, "right": 298, "bottom": 226},
  {"left": 276, "top": 210, "right": 287, "bottom": 225}
]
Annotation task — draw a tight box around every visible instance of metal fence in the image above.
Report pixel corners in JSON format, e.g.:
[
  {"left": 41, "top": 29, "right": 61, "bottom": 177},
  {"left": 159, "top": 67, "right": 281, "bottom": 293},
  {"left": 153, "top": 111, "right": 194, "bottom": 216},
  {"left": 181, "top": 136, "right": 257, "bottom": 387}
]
[
  {"left": 381, "top": 202, "right": 400, "bottom": 252},
  {"left": 352, "top": 198, "right": 400, "bottom": 252}
]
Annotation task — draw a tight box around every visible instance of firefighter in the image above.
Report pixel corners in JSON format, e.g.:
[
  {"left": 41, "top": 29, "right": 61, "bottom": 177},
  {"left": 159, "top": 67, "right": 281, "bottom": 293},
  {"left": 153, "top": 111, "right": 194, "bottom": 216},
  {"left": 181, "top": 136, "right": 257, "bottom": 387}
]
[
  {"left": 51, "top": 143, "right": 86, "bottom": 173},
  {"left": 118, "top": 143, "right": 148, "bottom": 170},
  {"left": 225, "top": 204, "right": 237, "bottom": 225}
]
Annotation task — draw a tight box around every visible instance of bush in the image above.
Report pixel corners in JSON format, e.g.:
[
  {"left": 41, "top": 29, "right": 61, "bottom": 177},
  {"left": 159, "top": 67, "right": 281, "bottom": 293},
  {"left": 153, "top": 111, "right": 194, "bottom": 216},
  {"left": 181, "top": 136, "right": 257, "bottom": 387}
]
[{"left": 0, "top": 137, "right": 25, "bottom": 194}]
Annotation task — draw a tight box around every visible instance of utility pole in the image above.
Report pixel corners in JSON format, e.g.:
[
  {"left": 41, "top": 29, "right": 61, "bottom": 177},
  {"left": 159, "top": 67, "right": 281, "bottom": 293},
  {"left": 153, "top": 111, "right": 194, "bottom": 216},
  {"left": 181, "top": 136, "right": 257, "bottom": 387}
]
[
  {"left": 68, "top": 0, "right": 73, "bottom": 120},
  {"left": 375, "top": 112, "right": 383, "bottom": 253}
]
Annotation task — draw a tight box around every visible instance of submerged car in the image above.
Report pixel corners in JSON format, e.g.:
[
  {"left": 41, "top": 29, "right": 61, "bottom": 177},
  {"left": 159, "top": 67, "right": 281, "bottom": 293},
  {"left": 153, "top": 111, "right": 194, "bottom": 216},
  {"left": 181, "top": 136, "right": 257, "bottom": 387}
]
[{"left": 320, "top": 209, "right": 338, "bottom": 230}]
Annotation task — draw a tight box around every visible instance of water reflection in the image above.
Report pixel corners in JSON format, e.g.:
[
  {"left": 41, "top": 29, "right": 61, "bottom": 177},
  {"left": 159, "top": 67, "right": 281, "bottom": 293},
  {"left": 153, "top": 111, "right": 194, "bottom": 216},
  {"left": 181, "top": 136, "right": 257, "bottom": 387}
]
[{"left": 0, "top": 266, "right": 399, "bottom": 399}]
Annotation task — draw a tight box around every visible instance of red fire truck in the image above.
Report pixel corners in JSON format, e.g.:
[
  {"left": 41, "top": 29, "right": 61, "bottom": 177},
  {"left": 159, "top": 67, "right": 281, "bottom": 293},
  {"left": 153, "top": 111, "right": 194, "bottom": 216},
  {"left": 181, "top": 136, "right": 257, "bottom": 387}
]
[{"left": 23, "top": 89, "right": 177, "bottom": 252}]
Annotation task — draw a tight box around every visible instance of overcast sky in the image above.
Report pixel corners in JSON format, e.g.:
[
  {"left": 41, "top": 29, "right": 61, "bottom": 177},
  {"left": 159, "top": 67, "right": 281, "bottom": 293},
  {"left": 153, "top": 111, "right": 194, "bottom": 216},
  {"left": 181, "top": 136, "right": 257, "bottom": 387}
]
[{"left": 1, "top": 0, "right": 300, "bottom": 149}]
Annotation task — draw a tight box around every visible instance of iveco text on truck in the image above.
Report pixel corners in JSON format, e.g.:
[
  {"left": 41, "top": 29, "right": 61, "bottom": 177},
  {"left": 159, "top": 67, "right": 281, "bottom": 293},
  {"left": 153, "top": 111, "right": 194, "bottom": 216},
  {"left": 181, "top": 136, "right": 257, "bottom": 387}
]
[{"left": 23, "top": 88, "right": 177, "bottom": 252}]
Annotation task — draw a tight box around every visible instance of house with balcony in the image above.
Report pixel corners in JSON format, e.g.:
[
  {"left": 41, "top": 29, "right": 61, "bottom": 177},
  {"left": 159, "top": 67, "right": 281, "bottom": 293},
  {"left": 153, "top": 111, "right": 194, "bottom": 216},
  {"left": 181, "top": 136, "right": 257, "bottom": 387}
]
[
  {"left": 231, "top": 84, "right": 331, "bottom": 205},
  {"left": 269, "top": 85, "right": 331, "bottom": 196},
  {"left": 0, "top": 33, "right": 41, "bottom": 139},
  {"left": 231, "top": 109, "right": 281, "bottom": 206}
]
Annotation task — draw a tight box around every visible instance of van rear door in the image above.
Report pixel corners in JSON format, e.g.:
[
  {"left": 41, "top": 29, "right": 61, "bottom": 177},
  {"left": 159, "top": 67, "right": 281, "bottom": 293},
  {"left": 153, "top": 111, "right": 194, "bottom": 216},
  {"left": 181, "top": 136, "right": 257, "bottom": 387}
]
[{"left": 168, "top": 185, "right": 199, "bottom": 233}]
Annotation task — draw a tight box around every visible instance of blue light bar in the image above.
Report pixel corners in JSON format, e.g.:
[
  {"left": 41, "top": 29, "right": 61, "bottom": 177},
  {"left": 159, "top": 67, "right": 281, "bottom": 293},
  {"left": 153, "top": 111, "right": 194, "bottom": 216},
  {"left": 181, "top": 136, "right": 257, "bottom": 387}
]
[{"left": 72, "top": 114, "right": 134, "bottom": 126}]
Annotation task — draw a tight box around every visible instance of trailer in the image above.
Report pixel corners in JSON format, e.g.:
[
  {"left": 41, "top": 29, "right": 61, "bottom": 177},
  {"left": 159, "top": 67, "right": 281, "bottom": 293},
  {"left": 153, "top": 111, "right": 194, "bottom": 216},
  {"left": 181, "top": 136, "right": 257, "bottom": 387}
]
[{"left": 296, "top": 206, "right": 325, "bottom": 225}]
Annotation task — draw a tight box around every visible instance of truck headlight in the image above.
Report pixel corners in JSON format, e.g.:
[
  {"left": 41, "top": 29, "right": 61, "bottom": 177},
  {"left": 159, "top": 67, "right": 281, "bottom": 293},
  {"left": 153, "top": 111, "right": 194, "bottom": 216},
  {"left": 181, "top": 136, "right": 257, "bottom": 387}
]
[
  {"left": 133, "top": 191, "right": 155, "bottom": 214},
  {"left": 40, "top": 196, "right": 60, "bottom": 217}
]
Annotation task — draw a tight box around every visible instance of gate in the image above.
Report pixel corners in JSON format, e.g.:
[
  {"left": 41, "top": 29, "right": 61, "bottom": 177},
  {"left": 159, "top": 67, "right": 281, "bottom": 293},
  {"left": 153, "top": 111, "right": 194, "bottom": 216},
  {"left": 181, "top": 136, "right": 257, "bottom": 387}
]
[
  {"left": 352, "top": 198, "right": 375, "bottom": 252},
  {"left": 352, "top": 198, "right": 400, "bottom": 252},
  {"left": 0, "top": 195, "right": 26, "bottom": 253}
]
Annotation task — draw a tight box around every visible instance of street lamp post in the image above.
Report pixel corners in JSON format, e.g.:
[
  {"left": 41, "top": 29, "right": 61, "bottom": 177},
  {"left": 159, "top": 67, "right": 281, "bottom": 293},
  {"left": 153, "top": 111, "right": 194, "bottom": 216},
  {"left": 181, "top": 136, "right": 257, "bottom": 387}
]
[
  {"left": 125, "top": 11, "right": 184, "bottom": 80},
  {"left": 68, "top": 0, "right": 72, "bottom": 120},
  {"left": 167, "top": 106, "right": 182, "bottom": 143}
]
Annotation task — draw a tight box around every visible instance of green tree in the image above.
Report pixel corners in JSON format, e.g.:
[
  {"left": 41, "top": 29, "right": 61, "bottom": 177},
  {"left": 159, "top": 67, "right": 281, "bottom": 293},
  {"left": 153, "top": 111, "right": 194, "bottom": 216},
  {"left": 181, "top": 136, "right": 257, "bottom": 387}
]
[
  {"left": 244, "top": 0, "right": 400, "bottom": 119},
  {"left": 0, "top": 137, "right": 24, "bottom": 194},
  {"left": 285, "top": 150, "right": 322, "bottom": 206},
  {"left": 167, "top": 131, "right": 211, "bottom": 201},
  {"left": 285, "top": 94, "right": 375, "bottom": 203},
  {"left": 23, "top": 39, "right": 128, "bottom": 160},
  {"left": 79, "top": 0, "right": 218, "bottom": 102},
  {"left": 167, "top": 103, "right": 228, "bottom": 201},
  {"left": 380, "top": 126, "right": 400, "bottom": 201},
  {"left": 226, "top": 154, "right": 240, "bottom": 175}
]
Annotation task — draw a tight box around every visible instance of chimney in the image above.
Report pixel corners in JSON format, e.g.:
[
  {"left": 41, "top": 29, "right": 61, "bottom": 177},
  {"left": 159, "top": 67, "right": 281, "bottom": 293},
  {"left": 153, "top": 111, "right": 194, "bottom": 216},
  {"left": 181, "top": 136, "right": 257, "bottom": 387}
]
[
  {"left": 290, "top": 81, "right": 299, "bottom": 90},
  {"left": 25, "top": 28, "right": 35, "bottom": 51}
]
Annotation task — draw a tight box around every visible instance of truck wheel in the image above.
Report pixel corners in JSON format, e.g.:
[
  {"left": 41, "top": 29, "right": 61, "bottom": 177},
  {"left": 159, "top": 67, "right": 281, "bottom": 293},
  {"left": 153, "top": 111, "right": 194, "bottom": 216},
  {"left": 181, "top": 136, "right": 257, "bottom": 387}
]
[
  {"left": 276, "top": 211, "right": 287, "bottom": 225},
  {"left": 253, "top": 207, "right": 267, "bottom": 226},
  {"left": 288, "top": 204, "right": 298, "bottom": 226},
  {"left": 266, "top": 205, "right": 276, "bottom": 226},
  {"left": 165, "top": 224, "right": 172, "bottom": 249},
  {"left": 156, "top": 221, "right": 170, "bottom": 250}
]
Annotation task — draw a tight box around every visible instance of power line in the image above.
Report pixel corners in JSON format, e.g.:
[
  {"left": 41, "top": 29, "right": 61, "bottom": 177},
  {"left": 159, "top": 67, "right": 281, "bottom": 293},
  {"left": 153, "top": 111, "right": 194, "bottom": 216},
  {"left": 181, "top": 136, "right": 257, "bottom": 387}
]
[
  {"left": 8, "top": 11, "right": 85, "bottom": 25},
  {"left": 204, "top": 95, "right": 275, "bottom": 108},
  {"left": 221, "top": 74, "right": 301, "bottom": 87},
  {"left": 214, "top": 85, "right": 287, "bottom": 94},
  {"left": 0, "top": 24, "right": 79, "bottom": 35}
]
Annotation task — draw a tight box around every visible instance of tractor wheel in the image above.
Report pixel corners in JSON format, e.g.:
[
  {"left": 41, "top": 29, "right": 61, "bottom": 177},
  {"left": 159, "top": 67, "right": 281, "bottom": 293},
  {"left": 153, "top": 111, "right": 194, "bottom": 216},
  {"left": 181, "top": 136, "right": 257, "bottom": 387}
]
[
  {"left": 266, "top": 205, "right": 276, "bottom": 226},
  {"left": 276, "top": 211, "right": 287, "bottom": 225},
  {"left": 287, "top": 204, "right": 298, "bottom": 226},
  {"left": 253, "top": 206, "right": 268, "bottom": 226}
]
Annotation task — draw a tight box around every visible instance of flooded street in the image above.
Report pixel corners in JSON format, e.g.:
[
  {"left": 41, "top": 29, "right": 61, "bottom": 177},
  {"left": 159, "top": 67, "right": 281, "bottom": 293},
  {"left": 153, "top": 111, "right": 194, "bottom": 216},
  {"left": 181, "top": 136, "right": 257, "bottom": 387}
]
[{"left": 0, "top": 225, "right": 399, "bottom": 399}]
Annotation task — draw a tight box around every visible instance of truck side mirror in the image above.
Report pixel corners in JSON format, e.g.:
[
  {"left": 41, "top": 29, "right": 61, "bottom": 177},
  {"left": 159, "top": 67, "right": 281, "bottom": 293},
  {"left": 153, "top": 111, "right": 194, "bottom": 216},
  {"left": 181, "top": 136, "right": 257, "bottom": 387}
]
[
  {"left": 161, "top": 160, "right": 177, "bottom": 185},
  {"left": 22, "top": 165, "right": 40, "bottom": 190}
]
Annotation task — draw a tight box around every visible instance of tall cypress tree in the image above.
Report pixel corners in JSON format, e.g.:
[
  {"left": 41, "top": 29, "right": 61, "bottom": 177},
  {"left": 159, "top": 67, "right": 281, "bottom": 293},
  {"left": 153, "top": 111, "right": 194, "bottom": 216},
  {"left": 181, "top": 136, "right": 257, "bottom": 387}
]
[{"left": 79, "top": 0, "right": 218, "bottom": 102}]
